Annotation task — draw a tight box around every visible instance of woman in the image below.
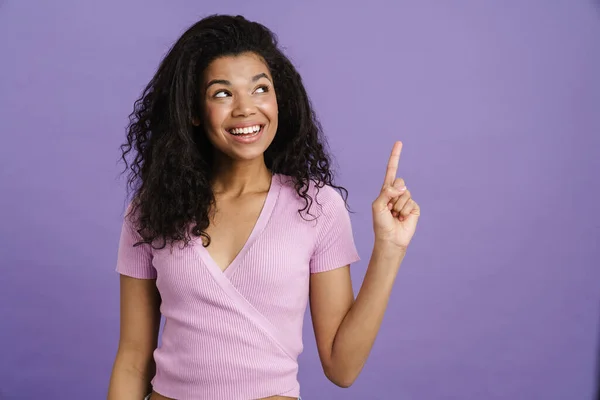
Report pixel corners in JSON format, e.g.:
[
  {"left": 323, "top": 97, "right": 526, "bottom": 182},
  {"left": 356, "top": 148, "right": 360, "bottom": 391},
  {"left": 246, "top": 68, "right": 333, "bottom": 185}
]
[{"left": 107, "top": 14, "right": 420, "bottom": 400}]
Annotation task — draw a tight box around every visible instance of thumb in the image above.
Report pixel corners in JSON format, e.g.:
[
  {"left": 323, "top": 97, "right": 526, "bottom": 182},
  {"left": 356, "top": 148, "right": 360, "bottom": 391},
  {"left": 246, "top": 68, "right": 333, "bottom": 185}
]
[{"left": 373, "top": 186, "right": 403, "bottom": 212}]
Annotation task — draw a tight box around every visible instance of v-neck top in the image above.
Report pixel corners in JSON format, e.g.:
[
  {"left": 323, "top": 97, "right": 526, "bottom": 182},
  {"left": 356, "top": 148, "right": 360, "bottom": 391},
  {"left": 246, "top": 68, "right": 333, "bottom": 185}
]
[{"left": 115, "top": 174, "right": 361, "bottom": 400}]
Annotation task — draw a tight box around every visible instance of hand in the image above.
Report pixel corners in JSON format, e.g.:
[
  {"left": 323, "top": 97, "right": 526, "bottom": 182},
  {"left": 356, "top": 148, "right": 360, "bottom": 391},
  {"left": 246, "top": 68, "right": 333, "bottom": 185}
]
[{"left": 372, "top": 141, "right": 420, "bottom": 250}]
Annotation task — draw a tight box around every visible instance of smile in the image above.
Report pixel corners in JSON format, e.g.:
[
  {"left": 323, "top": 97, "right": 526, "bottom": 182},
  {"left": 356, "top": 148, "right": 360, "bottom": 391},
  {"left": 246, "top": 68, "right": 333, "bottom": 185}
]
[{"left": 228, "top": 124, "right": 263, "bottom": 136}]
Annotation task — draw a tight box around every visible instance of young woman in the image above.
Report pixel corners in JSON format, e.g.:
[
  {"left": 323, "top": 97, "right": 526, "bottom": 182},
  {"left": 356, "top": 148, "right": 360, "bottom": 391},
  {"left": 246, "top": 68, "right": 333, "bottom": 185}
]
[{"left": 107, "top": 14, "right": 420, "bottom": 400}]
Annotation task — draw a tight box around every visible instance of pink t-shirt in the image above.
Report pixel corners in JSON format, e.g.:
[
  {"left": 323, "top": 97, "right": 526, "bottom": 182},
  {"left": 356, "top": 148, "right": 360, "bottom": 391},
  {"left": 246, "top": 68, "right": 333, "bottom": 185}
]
[{"left": 115, "top": 174, "right": 361, "bottom": 399}]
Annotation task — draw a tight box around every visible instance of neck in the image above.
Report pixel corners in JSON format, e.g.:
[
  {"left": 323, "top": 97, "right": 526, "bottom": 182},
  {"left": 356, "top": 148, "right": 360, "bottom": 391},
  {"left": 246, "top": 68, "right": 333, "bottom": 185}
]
[{"left": 211, "top": 156, "right": 272, "bottom": 196}]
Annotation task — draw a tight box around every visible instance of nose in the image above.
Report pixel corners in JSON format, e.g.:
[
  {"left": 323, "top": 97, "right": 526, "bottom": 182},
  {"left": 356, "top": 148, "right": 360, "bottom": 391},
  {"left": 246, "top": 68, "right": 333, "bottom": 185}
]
[{"left": 232, "top": 93, "right": 257, "bottom": 117}]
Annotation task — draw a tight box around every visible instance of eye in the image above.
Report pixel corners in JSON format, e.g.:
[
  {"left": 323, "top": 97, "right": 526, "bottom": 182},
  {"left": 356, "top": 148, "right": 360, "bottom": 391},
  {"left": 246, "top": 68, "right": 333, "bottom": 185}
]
[
  {"left": 254, "top": 85, "right": 270, "bottom": 94},
  {"left": 214, "top": 90, "right": 230, "bottom": 98}
]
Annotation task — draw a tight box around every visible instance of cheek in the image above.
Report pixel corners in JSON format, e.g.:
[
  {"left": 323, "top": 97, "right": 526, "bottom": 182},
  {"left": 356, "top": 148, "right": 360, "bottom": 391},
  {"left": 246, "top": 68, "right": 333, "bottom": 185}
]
[
  {"left": 261, "top": 97, "right": 279, "bottom": 120},
  {"left": 204, "top": 104, "right": 227, "bottom": 131}
]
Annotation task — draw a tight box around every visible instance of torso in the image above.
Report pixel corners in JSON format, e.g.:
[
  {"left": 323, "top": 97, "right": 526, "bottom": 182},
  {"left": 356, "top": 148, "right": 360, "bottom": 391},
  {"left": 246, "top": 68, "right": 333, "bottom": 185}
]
[
  {"left": 150, "top": 180, "right": 300, "bottom": 400},
  {"left": 140, "top": 174, "right": 331, "bottom": 399}
]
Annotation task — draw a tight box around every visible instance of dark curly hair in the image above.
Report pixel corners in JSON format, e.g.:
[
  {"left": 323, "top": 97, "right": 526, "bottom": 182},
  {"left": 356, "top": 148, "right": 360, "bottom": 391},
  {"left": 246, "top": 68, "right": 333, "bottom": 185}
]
[{"left": 120, "top": 14, "right": 349, "bottom": 250}]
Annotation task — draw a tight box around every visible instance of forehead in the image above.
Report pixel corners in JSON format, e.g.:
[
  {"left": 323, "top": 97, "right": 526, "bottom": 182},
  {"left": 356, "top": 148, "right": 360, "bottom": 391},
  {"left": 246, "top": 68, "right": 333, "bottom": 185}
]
[{"left": 203, "top": 52, "right": 271, "bottom": 81}]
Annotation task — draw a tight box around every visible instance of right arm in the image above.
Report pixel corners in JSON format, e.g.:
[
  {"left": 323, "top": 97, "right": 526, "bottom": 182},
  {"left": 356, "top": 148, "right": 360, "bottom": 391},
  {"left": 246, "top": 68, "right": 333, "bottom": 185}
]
[{"left": 107, "top": 274, "right": 161, "bottom": 399}]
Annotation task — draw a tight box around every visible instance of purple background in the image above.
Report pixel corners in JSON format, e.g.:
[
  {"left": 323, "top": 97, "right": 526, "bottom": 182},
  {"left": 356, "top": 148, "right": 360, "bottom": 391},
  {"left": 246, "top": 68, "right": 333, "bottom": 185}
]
[{"left": 1, "top": 1, "right": 599, "bottom": 399}]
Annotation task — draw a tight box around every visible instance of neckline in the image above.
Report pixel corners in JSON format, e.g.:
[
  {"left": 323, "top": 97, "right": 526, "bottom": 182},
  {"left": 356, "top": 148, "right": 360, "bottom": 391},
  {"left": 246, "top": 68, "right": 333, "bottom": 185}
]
[{"left": 196, "top": 173, "right": 282, "bottom": 278}]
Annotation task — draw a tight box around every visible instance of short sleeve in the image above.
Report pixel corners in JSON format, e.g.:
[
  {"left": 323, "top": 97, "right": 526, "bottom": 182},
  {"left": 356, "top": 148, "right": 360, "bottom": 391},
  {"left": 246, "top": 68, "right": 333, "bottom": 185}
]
[
  {"left": 115, "top": 205, "right": 157, "bottom": 279},
  {"left": 309, "top": 186, "right": 361, "bottom": 274}
]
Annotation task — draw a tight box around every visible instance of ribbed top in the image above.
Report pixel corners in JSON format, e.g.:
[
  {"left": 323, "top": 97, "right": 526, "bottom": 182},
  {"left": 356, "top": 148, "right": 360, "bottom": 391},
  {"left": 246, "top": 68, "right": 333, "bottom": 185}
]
[{"left": 115, "top": 174, "right": 360, "bottom": 400}]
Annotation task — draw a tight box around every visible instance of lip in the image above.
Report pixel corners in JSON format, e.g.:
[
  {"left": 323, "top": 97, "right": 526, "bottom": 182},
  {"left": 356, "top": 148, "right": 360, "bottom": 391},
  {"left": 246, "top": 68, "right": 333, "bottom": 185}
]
[{"left": 225, "top": 124, "right": 265, "bottom": 144}]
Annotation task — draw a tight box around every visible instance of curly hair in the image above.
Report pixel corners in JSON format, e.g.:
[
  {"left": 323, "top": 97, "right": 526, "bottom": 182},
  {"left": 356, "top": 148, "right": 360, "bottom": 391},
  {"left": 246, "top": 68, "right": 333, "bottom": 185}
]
[{"left": 120, "top": 14, "right": 349, "bottom": 250}]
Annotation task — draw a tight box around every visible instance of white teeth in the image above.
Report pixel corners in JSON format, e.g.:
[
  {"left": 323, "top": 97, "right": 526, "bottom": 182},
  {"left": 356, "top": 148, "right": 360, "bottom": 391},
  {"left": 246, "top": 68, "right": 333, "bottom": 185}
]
[{"left": 229, "top": 125, "right": 261, "bottom": 135}]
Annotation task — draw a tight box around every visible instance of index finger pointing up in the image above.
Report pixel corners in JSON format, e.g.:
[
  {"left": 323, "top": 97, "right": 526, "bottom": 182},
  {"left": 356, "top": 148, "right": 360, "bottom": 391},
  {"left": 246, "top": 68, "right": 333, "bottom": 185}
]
[{"left": 383, "top": 141, "right": 403, "bottom": 188}]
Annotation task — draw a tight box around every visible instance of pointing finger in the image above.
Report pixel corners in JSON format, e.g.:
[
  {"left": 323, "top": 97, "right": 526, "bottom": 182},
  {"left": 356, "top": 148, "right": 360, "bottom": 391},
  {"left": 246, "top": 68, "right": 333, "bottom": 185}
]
[{"left": 383, "top": 141, "right": 403, "bottom": 188}]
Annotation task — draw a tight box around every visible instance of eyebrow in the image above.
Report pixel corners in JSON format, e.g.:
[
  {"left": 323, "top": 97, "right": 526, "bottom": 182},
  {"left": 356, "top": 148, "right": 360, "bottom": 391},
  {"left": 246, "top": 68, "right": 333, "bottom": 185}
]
[{"left": 205, "top": 73, "right": 271, "bottom": 90}]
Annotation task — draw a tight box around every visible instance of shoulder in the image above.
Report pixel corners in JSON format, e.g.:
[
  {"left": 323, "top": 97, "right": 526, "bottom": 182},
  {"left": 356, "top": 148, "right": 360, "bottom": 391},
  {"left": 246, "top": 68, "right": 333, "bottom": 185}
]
[
  {"left": 121, "top": 201, "right": 156, "bottom": 246},
  {"left": 122, "top": 201, "right": 145, "bottom": 234},
  {"left": 120, "top": 201, "right": 138, "bottom": 231}
]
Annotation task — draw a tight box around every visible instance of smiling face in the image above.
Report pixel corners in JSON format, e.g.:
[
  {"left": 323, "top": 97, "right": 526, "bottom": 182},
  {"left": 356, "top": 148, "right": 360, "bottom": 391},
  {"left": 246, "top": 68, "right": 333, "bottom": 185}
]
[{"left": 199, "top": 52, "right": 278, "bottom": 163}]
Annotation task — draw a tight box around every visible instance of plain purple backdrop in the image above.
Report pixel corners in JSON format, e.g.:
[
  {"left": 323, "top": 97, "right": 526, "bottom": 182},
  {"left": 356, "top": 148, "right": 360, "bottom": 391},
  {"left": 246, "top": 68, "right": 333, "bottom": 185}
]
[{"left": 1, "top": 1, "right": 599, "bottom": 399}]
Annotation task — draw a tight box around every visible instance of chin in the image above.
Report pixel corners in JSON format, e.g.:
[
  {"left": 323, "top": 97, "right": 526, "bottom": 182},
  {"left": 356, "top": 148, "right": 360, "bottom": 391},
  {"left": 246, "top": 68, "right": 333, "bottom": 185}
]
[
  {"left": 227, "top": 136, "right": 275, "bottom": 159},
  {"left": 209, "top": 142, "right": 263, "bottom": 162},
  {"left": 227, "top": 147, "right": 269, "bottom": 162}
]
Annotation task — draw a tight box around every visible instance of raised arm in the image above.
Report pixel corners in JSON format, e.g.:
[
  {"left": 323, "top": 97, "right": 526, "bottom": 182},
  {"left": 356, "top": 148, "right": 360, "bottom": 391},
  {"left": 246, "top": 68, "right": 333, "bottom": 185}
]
[{"left": 310, "top": 141, "right": 420, "bottom": 387}]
